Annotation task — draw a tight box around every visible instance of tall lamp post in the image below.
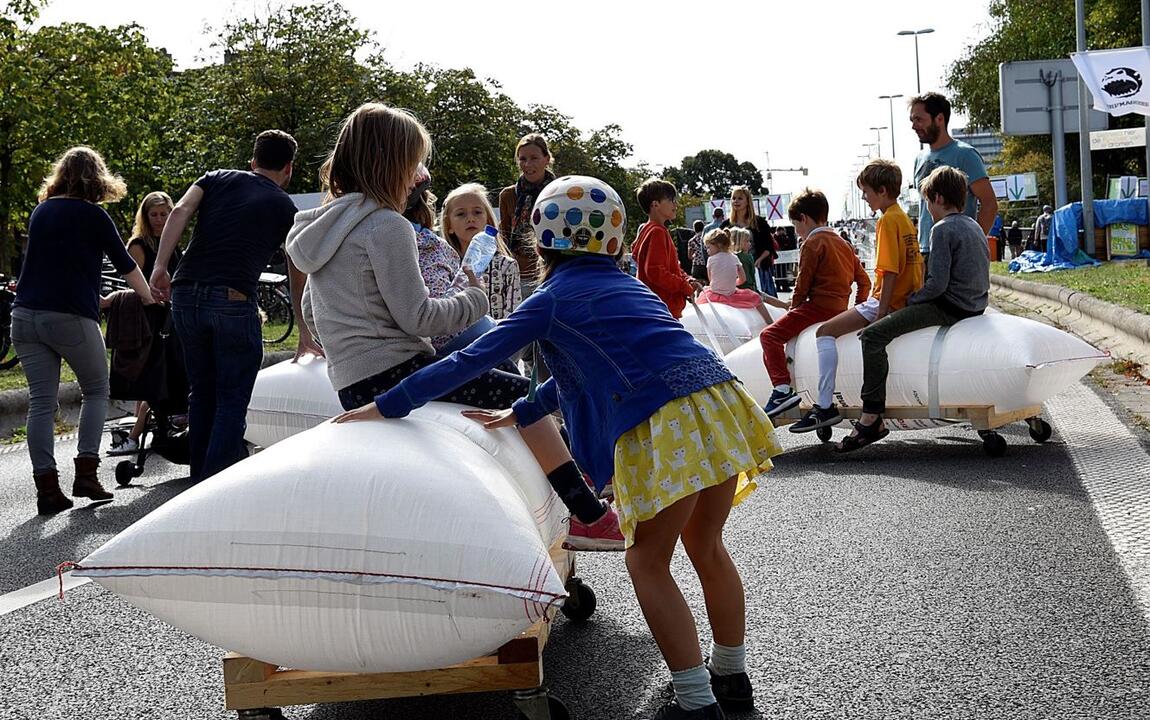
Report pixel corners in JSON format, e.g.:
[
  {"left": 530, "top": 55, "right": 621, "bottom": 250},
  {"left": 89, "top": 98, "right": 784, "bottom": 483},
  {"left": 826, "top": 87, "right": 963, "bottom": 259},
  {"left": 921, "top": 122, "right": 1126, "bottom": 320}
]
[
  {"left": 869, "top": 126, "right": 888, "bottom": 157},
  {"left": 878, "top": 94, "right": 903, "bottom": 161},
  {"left": 897, "top": 28, "right": 934, "bottom": 93}
]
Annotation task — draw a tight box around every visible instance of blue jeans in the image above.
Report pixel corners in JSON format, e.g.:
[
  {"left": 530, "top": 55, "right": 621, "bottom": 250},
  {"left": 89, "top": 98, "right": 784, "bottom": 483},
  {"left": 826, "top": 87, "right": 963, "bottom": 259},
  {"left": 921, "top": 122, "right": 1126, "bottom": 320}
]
[
  {"left": 171, "top": 284, "right": 262, "bottom": 481},
  {"left": 757, "top": 266, "right": 777, "bottom": 297}
]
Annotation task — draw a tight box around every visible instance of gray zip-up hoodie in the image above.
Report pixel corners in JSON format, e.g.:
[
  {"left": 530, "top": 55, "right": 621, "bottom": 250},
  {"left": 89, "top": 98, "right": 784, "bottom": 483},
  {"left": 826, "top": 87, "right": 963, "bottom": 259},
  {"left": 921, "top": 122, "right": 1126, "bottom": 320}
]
[{"left": 286, "top": 193, "right": 488, "bottom": 391}]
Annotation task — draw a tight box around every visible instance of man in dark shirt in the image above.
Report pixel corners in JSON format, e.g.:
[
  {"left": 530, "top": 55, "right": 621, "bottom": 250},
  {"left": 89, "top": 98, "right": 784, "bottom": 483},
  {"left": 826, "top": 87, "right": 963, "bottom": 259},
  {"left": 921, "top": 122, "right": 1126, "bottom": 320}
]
[{"left": 151, "top": 130, "right": 320, "bottom": 482}]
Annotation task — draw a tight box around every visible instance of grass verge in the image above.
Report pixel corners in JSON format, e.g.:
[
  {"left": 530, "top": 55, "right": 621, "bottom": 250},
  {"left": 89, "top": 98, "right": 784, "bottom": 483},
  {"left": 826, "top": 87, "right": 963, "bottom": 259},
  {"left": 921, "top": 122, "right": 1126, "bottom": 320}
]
[{"left": 991, "top": 259, "right": 1150, "bottom": 314}]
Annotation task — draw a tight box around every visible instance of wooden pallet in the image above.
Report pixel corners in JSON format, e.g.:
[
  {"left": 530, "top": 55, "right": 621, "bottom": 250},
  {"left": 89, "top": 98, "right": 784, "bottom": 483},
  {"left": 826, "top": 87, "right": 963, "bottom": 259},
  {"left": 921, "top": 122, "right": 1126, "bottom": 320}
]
[
  {"left": 773, "top": 403, "right": 1044, "bottom": 431},
  {"left": 222, "top": 541, "right": 575, "bottom": 716}
]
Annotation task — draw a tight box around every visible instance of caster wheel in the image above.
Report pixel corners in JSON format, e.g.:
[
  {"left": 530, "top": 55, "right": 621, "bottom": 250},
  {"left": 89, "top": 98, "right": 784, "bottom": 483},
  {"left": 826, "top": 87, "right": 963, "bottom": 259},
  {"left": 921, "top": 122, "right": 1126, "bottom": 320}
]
[
  {"left": 815, "top": 425, "right": 833, "bottom": 443},
  {"left": 982, "top": 432, "right": 1007, "bottom": 458},
  {"left": 516, "top": 695, "right": 571, "bottom": 720},
  {"left": 1027, "top": 418, "right": 1052, "bottom": 444},
  {"left": 560, "top": 577, "right": 596, "bottom": 622},
  {"left": 115, "top": 460, "right": 136, "bottom": 487}
]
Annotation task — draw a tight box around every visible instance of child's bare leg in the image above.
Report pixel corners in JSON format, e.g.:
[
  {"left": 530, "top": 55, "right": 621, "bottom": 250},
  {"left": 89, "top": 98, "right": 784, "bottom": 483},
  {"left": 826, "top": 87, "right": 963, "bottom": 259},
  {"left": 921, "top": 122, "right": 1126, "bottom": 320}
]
[
  {"left": 754, "top": 301, "right": 773, "bottom": 325},
  {"left": 680, "top": 476, "right": 742, "bottom": 647},
  {"left": 815, "top": 308, "right": 869, "bottom": 340},
  {"left": 515, "top": 415, "right": 570, "bottom": 474},
  {"left": 626, "top": 492, "right": 702, "bottom": 671},
  {"left": 129, "top": 401, "right": 149, "bottom": 441}
]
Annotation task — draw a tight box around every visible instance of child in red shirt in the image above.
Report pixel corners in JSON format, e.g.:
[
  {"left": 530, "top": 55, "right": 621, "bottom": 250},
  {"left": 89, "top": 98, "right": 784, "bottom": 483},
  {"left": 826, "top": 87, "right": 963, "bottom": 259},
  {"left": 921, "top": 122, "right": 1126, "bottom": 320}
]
[{"left": 632, "top": 179, "right": 701, "bottom": 318}]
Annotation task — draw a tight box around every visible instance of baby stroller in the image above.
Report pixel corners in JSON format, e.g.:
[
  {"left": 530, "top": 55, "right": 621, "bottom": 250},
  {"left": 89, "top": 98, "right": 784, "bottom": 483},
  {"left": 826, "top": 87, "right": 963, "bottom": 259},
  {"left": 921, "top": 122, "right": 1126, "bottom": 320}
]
[{"left": 105, "top": 298, "right": 190, "bottom": 486}]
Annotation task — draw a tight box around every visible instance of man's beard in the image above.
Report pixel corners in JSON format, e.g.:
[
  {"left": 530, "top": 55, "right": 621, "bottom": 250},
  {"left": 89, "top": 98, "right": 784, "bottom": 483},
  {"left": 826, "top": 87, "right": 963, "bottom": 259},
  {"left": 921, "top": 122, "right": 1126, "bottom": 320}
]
[{"left": 918, "top": 124, "right": 940, "bottom": 145}]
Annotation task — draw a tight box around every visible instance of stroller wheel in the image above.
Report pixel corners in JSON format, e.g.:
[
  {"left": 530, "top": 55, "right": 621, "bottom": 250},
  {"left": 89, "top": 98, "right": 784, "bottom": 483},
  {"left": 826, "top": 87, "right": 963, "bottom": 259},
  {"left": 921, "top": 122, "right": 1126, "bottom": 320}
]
[{"left": 115, "top": 460, "right": 138, "bottom": 487}]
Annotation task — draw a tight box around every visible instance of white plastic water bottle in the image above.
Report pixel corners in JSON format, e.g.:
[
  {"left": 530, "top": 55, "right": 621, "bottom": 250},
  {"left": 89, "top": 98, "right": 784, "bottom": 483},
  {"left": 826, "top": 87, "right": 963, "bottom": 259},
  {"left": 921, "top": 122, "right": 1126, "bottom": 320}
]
[{"left": 460, "top": 225, "right": 499, "bottom": 275}]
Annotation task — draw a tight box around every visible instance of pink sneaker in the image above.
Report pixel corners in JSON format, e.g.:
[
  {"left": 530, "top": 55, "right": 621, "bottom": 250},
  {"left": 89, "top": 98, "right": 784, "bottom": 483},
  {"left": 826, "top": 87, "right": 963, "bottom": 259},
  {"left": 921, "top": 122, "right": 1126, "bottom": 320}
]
[{"left": 563, "top": 506, "right": 625, "bottom": 551}]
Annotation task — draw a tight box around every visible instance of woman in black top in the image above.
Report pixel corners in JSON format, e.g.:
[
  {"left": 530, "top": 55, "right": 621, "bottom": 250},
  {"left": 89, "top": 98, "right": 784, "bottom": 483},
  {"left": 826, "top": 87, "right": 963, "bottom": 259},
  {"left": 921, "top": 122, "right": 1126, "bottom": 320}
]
[
  {"left": 723, "top": 186, "right": 777, "bottom": 297},
  {"left": 12, "top": 146, "right": 155, "bottom": 515}
]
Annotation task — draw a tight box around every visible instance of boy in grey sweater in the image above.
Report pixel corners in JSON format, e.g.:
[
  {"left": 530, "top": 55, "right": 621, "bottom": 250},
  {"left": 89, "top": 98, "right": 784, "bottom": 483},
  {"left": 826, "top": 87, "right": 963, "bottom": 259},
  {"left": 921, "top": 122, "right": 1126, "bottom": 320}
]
[{"left": 838, "top": 166, "right": 990, "bottom": 452}]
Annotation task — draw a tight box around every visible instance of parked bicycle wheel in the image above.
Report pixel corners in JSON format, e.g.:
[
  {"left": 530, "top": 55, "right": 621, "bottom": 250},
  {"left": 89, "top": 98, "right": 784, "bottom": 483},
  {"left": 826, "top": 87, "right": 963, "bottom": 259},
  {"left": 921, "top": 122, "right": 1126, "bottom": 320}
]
[{"left": 258, "top": 284, "right": 294, "bottom": 345}]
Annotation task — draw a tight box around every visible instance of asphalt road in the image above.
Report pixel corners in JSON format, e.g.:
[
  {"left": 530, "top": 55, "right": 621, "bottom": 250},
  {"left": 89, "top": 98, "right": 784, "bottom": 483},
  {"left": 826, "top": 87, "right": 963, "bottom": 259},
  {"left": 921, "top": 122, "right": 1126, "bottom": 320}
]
[{"left": 1, "top": 381, "right": 1149, "bottom": 720}]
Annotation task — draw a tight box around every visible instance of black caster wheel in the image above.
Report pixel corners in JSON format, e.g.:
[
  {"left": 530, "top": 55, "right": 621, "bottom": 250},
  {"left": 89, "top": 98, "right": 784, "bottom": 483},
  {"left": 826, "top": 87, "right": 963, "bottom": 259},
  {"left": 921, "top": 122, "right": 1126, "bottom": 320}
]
[
  {"left": 1027, "top": 417, "right": 1052, "bottom": 444},
  {"left": 815, "top": 425, "right": 833, "bottom": 443},
  {"left": 237, "top": 709, "right": 284, "bottom": 720},
  {"left": 560, "top": 577, "right": 596, "bottom": 622},
  {"left": 981, "top": 432, "right": 1007, "bottom": 458},
  {"left": 515, "top": 695, "right": 571, "bottom": 720},
  {"left": 115, "top": 460, "right": 136, "bottom": 487}
]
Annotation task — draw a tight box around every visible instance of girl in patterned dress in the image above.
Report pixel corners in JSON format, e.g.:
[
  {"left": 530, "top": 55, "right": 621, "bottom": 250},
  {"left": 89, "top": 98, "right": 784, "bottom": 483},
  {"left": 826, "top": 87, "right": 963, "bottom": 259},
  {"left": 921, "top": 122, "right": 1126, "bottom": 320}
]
[{"left": 335, "top": 176, "right": 782, "bottom": 720}]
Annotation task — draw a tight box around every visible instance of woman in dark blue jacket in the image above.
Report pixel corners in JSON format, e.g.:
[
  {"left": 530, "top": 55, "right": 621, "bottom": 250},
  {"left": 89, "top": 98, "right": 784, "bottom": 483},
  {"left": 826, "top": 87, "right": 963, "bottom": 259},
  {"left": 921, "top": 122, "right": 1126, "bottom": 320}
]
[{"left": 335, "top": 176, "right": 782, "bottom": 720}]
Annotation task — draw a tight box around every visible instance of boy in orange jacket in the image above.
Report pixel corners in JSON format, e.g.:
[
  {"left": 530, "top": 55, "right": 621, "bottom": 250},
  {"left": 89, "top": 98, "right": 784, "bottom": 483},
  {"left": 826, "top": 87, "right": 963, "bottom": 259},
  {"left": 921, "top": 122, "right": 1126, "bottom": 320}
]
[
  {"left": 760, "top": 189, "right": 870, "bottom": 417},
  {"left": 632, "top": 179, "right": 702, "bottom": 318}
]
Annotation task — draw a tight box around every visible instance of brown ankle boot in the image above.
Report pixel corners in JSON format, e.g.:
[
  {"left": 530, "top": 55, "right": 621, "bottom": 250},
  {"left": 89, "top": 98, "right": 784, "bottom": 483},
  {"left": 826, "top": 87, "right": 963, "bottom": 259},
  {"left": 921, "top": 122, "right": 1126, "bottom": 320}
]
[
  {"left": 72, "top": 456, "right": 113, "bottom": 501},
  {"left": 34, "top": 469, "right": 74, "bottom": 514}
]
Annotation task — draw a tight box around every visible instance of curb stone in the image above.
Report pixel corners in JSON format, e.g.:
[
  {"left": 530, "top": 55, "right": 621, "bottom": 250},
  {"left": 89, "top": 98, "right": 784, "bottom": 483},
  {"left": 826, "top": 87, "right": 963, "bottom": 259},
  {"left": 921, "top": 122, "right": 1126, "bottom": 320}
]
[
  {"left": 0, "top": 350, "right": 295, "bottom": 438},
  {"left": 990, "top": 273, "right": 1150, "bottom": 376}
]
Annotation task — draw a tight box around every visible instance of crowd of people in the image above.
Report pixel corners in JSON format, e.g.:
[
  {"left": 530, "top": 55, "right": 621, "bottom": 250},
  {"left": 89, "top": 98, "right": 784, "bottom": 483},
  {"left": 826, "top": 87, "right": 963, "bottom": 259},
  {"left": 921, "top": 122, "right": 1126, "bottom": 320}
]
[{"left": 11, "top": 90, "right": 995, "bottom": 720}]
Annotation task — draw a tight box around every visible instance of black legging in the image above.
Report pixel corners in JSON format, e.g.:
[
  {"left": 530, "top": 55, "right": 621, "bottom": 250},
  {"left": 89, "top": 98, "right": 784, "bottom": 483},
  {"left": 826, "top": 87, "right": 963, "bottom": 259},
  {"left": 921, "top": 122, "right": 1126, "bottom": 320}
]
[{"left": 338, "top": 353, "right": 527, "bottom": 411}]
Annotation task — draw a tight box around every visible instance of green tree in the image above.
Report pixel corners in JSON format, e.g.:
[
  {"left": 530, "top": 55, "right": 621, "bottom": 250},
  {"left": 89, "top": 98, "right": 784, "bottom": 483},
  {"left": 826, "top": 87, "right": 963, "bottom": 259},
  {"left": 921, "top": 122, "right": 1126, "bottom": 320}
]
[
  {"left": 0, "top": 4, "right": 174, "bottom": 263},
  {"left": 665, "top": 149, "right": 764, "bottom": 198},
  {"left": 164, "top": 3, "right": 378, "bottom": 196},
  {"left": 946, "top": 0, "right": 1144, "bottom": 203}
]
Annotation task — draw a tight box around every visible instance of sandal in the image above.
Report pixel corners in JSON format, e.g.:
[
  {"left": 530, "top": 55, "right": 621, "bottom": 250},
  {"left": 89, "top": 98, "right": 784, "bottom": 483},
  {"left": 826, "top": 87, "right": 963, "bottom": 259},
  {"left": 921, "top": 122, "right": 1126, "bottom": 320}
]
[{"left": 835, "top": 418, "right": 890, "bottom": 453}]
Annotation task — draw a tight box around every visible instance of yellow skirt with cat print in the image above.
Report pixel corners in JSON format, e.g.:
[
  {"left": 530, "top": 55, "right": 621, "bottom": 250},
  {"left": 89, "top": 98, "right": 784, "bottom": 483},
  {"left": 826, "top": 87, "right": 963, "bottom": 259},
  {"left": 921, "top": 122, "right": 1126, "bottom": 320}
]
[{"left": 612, "top": 379, "right": 782, "bottom": 547}]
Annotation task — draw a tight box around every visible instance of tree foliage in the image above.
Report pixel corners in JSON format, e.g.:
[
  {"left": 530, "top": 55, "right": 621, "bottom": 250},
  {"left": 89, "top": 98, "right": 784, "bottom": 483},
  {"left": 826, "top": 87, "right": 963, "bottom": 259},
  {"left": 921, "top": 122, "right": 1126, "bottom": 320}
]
[
  {"left": 0, "top": 1, "right": 657, "bottom": 263},
  {"left": 664, "top": 149, "right": 765, "bottom": 198},
  {"left": 945, "top": 0, "right": 1145, "bottom": 205}
]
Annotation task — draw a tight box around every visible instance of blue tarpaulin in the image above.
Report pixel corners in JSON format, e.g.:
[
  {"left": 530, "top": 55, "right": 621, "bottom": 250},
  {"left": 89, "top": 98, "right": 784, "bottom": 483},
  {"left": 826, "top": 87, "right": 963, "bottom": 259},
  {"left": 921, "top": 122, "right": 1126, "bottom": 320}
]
[{"left": 1010, "top": 198, "right": 1148, "bottom": 273}]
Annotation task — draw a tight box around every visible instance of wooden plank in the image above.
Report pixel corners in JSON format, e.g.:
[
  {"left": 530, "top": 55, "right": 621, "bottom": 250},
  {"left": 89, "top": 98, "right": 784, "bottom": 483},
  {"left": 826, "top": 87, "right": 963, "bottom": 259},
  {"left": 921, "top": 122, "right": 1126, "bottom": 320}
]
[
  {"left": 781, "top": 404, "right": 1042, "bottom": 430},
  {"left": 225, "top": 660, "right": 542, "bottom": 709},
  {"left": 223, "top": 653, "right": 276, "bottom": 684}
]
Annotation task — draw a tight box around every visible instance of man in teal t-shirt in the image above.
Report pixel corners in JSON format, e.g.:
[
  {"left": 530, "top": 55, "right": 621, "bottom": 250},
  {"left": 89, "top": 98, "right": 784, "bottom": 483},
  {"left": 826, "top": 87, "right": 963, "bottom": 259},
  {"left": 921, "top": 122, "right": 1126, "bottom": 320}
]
[{"left": 910, "top": 92, "right": 998, "bottom": 263}]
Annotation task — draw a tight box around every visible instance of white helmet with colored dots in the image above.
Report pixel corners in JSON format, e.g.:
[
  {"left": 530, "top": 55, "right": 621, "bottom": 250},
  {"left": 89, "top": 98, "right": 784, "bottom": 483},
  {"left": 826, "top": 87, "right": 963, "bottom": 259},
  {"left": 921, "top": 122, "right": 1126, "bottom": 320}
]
[{"left": 531, "top": 175, "right": 626, "bottom": 256}]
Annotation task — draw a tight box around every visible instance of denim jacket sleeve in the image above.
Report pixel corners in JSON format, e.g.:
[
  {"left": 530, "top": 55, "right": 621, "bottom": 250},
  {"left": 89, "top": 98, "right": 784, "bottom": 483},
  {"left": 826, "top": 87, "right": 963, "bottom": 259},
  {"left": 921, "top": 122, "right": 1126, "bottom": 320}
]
[
  {"left": 375, "top": 290, "right": 555, "bottom": 417},
  {"left": 511, "top": 376, "right": 560, "bottom": 427}
]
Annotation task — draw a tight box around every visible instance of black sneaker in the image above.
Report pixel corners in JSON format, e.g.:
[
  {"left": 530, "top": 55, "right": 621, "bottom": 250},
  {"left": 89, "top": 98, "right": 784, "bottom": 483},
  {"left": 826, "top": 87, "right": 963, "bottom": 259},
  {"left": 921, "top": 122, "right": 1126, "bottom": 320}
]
[
  {"left": 707, "top": 662, "right": 754, "bottom": 711},
  {"left": 788, "top": 405, "right": 843, "bottom": 433},
  {"left": 652, "top": 699, "right": 726, "bottom": 720},
  {"left": 763, "top": 388, "right": 800, "bottom": 417}
]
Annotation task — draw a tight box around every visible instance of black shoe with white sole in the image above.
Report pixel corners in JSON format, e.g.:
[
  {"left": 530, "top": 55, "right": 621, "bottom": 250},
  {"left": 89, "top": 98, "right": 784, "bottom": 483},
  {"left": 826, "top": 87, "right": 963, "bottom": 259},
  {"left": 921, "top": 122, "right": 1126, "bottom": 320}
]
[{"left": 789, "top": 405, "right": 843, "bottom": 433}]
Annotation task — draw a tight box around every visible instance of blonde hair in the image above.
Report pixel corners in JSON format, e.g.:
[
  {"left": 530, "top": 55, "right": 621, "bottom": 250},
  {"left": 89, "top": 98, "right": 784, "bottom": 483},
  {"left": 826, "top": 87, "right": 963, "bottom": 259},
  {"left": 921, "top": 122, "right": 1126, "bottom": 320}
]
[
  {"left": 728, "top": 186, "right": 758, "bottom": 228},
  {"left": 727, "top": 226, "right": 752, "bottom": 251},
  {"left": 320, "top": 103, "right": 432, "bottom": 212},
  {"left": 129, "top": 191, "right": 174, "bottom": 251},
  {"left": 857, "top": 159, "right": 902, "bottom": 199},
  {"left": 704, "top": 228, "right": 733, "bottom": 251},
  {"left": 440, "top": 183, "right": 512, "bottom": 258},
  {"left": 38, "top": 146, "right": 127, "bottom": 204}
]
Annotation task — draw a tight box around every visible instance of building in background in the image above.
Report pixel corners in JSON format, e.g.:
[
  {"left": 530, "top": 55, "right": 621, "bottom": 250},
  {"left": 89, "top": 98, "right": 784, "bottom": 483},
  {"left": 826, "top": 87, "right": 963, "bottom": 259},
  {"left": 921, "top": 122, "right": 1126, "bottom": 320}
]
[{"left": 952, "top": 126, "right": 1003, "bottom": 167}]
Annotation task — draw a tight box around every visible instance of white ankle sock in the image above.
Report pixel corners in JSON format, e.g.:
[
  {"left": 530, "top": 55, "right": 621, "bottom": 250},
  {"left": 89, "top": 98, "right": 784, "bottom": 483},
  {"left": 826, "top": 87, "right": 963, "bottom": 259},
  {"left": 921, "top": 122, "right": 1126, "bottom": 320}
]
[
  {"left": 670, "top": 664, "right": 717, "bottom": 710},
  {"left": 710, "top": 642, "right": 746, "bottom": 676},
  {"left": 816, "top": 335, "right": 839, "bottom": 409},
  {"left": 774, "top": 383, "right": 792, "bottom": 395}
]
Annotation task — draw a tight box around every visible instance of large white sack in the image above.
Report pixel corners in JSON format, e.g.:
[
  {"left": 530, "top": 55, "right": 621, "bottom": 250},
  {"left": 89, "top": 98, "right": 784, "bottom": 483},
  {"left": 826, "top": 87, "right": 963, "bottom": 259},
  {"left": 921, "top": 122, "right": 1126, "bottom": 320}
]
[
  {"left": 679, "top": 302, "right": 782, "bottom": 356},
  {"left": 75, "top": 419, "right": 567, "bottom": 673},
  {"left": 726, "top": 313, "right": 1105, "bottom": 428},
  {"left": 246, "top": 358, "right": 567, "bottom": 546}
]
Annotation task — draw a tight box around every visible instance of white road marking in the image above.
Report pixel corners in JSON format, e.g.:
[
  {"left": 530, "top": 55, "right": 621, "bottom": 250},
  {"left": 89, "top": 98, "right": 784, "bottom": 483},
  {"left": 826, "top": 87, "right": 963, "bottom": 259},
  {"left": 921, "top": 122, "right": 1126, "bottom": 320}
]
[
  {"left": 1047, "top": 383, "right": 1150, "bottom": 616},
  {"left": 0, "top": 572, "right": 91, "bottom": 616}
]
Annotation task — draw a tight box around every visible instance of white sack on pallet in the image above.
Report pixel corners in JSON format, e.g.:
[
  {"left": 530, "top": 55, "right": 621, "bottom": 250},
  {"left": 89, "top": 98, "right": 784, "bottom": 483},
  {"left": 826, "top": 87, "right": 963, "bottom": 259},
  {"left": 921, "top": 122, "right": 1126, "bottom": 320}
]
[
  {"left": 725, "top": 313, "right": 1106, "bottom": 429},
  {"left": 75, "top": 418, "right": 566, "bottom": 673},
  {"left": 246, "top": 358, "right": 567, "bottom": 545},
  {"left": 679, "top": 302, "right": 781, "bottom": 356}
]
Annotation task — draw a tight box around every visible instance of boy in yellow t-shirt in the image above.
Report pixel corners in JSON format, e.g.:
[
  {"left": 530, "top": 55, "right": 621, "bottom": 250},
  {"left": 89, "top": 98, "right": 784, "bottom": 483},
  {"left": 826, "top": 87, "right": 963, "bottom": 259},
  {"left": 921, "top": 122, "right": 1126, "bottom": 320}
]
[{"left": 790, "top": 159, "right": 924, "bottom": 432}]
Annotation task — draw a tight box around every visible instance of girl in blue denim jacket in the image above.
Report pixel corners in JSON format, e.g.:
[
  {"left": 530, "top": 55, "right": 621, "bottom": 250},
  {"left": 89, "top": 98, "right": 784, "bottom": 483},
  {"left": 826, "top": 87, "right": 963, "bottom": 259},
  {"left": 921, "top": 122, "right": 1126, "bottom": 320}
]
[{"left": 335, "top": 176, "right": 782, "bottom": 720}]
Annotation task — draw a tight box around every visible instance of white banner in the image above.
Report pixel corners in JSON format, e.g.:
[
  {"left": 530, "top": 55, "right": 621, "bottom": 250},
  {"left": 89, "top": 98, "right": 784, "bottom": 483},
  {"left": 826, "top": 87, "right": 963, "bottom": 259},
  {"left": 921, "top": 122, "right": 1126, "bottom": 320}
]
[{"left": 1071, "top": 47, "right": 1150, "bottom": 117}]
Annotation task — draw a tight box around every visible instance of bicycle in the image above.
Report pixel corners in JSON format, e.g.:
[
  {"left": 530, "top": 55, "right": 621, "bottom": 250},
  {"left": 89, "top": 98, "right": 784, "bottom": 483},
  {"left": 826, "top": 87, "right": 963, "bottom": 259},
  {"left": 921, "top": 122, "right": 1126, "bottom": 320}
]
[
  {"left": 257, "top": 272, "right": 294, "bottom": 345},
  {"left": 0, "top": 274, "right": 19, "bottom": 370}
]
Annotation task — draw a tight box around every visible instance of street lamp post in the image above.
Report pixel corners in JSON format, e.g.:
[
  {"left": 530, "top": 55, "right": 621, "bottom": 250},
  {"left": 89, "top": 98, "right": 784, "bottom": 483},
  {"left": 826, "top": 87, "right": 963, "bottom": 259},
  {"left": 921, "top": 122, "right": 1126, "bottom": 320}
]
[
  {"left": 869, "top": 126, "right": 888, "bottom": 157},
  {"left": 897, "top": 28, "right": 935, "bottom": 94},
  {"left": 878, "top": 94, "right": 903, "bottom": 160}
]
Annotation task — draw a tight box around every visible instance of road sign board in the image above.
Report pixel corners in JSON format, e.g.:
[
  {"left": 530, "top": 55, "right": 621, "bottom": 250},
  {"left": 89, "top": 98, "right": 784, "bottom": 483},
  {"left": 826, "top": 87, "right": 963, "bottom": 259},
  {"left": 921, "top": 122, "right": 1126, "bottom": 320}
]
[
  {"left": 989, "top": 173, "right": 1038, "bottom": 201},
  {"left": 1090, "top": 128, "right": 1148, "bottom": 150},
  {"left": 999, "top": 59, "right": 1110, "bottom": 136}
]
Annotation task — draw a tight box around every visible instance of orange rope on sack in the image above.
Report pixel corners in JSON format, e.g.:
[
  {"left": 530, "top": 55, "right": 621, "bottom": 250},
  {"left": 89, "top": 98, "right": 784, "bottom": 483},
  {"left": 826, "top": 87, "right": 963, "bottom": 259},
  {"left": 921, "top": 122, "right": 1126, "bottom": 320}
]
[{"left": 55, "top": 561, "right": 79, "bottom": 600}]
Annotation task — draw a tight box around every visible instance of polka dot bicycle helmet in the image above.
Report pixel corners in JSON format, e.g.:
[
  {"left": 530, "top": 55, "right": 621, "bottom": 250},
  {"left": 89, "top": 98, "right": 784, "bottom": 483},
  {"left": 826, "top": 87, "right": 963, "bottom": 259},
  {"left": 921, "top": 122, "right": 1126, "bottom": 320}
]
[{"left": 531, "top": 175, "right": 626, "bottom": 256}]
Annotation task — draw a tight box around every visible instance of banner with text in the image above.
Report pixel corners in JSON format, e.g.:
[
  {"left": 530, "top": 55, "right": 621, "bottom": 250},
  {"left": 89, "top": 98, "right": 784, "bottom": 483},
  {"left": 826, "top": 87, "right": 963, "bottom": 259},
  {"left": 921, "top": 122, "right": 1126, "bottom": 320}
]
[{"left": 1071, "top": 47, "right": 1150, "bottom": 117}]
